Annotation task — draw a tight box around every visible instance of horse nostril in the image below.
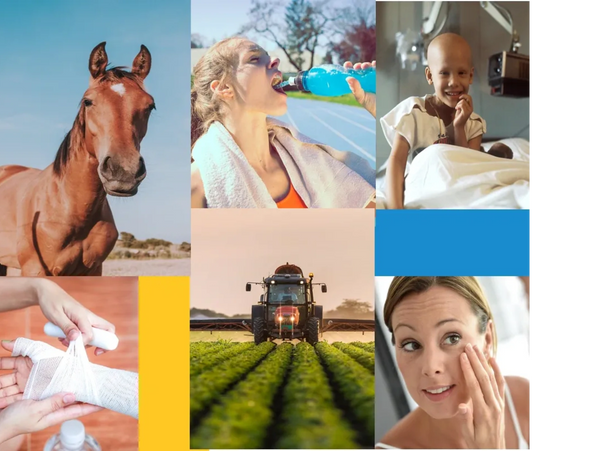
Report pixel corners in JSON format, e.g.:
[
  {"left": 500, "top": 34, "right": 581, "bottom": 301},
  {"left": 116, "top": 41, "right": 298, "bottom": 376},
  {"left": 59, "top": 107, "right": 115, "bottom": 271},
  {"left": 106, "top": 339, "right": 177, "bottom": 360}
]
[
  {"left": 101, "top": 157, "right": 112, "bottom": 174},
  {"left": 135, "top": 157, "right": 146, "bottom": 179}
]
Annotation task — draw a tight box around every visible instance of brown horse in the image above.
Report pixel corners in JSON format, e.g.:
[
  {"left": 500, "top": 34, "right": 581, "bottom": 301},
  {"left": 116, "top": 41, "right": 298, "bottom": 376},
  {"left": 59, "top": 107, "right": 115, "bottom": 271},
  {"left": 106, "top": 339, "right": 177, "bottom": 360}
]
[{"left": 0, "top": 42, "right": 154, "bottom": 276}]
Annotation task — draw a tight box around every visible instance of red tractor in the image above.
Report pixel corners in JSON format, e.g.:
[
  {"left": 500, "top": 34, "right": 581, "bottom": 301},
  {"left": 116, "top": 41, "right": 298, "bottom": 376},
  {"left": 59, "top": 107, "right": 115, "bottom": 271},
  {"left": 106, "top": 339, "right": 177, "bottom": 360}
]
[{"left": 246, "top": 263, "right": 327, "bottom": 345}]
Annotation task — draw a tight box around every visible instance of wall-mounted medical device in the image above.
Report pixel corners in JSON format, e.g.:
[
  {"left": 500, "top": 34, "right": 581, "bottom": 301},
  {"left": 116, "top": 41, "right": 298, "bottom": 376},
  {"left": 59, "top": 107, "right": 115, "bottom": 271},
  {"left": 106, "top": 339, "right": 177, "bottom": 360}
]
[
  {"left": 395, "top": 1, "right": 529, "bottom": 98},
  {"left": 488, "top": 51, "right": 529, "bottom": 97},
  {"left": 481, "top": 1, "right": 529, "bottom": 98}
]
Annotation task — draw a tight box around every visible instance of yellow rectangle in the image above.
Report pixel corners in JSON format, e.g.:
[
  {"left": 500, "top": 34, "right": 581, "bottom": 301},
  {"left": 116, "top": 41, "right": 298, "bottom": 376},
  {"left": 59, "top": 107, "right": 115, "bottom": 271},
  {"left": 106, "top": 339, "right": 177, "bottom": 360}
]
[{"left": 139, "top": 276, "right": 196, "bottom": 450}]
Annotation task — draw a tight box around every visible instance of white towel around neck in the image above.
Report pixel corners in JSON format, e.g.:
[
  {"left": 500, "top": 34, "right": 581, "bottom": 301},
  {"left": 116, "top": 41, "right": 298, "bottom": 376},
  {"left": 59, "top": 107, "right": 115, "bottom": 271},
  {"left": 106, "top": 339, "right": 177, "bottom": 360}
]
[{"left": 191, "top": 118, "right": 375, "bottom": 208}]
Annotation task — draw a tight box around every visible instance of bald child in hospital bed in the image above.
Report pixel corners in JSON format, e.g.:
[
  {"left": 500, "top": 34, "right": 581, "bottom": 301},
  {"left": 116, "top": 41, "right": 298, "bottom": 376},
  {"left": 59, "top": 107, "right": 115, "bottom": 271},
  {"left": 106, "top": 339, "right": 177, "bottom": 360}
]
[{"left": 381, "top": 33, "right": 512, "bottom": 209}]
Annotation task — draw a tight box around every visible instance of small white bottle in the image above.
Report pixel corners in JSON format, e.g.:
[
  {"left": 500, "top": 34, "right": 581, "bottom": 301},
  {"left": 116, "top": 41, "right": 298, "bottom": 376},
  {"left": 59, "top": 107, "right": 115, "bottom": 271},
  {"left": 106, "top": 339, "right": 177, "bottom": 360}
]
[{"left": 43, "top": 420, "right": 101, "bottom": 451}]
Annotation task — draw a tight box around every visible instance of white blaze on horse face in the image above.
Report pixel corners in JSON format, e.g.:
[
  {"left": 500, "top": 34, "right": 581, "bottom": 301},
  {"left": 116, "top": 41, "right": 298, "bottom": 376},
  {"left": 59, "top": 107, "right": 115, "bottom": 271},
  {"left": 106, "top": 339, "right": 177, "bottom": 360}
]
[{"left": 111, "top": 83, "right": 126, "bottom": 96}]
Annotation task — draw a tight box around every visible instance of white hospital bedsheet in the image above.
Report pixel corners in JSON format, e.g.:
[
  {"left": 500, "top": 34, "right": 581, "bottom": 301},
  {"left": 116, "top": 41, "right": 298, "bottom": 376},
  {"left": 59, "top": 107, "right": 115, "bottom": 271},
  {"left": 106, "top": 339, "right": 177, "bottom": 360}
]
[{"left": 376, "top": 138, "right": 530, "bottom": 209}]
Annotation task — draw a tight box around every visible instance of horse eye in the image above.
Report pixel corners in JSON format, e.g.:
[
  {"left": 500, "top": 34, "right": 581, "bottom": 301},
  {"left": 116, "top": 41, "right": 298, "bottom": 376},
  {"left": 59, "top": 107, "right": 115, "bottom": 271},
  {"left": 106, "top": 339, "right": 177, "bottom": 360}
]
[
  {"left": 149, "top": 103, "right": 156, "bottom": 111},
  {"left": 83, "top": 99, "right": 93, "bottom": 107}
]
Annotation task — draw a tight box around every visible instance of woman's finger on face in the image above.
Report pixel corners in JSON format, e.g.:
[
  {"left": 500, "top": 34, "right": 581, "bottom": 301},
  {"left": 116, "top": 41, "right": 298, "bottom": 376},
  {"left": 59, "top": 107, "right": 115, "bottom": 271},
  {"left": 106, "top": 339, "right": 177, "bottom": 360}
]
[
  {"left": 489, "top": 357, "right": 506, "bottom": 400},
  {"left": 460, "top": 351, "right": 486, "bottom": 412},
  {"left": 466, "top": 344, "right": 497, "bottom": 407},
  {"left": 473, "top": 345, "right": 501, "bottom": 401}
]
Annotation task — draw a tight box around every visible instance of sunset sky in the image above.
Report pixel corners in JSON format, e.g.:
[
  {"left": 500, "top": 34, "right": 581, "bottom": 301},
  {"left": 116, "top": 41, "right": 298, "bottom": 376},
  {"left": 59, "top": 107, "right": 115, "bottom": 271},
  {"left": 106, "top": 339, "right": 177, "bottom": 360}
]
[{"left": 191, "top": 210, "right": 374, "bottom": 316}]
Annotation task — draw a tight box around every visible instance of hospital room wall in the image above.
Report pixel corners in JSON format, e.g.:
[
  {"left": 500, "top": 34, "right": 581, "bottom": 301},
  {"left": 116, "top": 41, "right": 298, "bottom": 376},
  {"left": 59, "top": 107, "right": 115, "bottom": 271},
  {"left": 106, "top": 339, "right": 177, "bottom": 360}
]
[
  {"left": 375, "top": 2, "right": 428, "bottom": 168},
  {"left": 375, "top": 1, "right": 530, "bottom": 168},
  {"left": 461, "top": 1, "right": 530, "bottom": 141}
]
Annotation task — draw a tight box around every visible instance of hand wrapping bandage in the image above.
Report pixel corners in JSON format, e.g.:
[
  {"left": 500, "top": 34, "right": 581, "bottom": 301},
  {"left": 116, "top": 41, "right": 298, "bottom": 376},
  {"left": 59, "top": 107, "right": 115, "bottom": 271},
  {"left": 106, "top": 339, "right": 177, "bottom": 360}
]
[{"left": 12, "top": 337, "right": 138, "bottom": 419}]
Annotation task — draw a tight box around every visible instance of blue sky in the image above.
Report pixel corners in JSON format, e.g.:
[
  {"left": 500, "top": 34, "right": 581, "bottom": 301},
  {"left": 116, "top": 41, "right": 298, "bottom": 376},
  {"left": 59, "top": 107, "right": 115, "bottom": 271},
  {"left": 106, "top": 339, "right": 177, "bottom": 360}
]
[
  {"left": 0, "top": 0, "right": 190, "bottom": 243},
  {"left": 191, "top": 0, "right": 349, "bottom": 52}
]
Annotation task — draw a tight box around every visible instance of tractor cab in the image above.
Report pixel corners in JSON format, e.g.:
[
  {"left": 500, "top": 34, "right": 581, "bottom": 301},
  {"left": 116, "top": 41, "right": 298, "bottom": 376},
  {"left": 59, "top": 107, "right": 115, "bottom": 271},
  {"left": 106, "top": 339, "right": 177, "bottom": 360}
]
[{"left": 246, "top": 263, "right": 326, "bottom": 345}]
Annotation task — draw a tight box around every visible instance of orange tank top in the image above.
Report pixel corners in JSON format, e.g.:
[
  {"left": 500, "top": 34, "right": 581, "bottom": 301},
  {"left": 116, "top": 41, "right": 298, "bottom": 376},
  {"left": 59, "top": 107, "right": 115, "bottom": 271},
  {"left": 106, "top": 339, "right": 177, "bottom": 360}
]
[{"left": 276, "top": 183, "right": 307, "bottom": 208}]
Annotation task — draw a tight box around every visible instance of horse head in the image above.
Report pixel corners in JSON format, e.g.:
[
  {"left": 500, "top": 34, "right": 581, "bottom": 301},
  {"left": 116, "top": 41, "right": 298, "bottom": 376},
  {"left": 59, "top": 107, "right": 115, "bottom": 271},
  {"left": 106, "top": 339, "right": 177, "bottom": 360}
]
[{"left": 83, "top": 42, "right": 155, "bottom": 197}]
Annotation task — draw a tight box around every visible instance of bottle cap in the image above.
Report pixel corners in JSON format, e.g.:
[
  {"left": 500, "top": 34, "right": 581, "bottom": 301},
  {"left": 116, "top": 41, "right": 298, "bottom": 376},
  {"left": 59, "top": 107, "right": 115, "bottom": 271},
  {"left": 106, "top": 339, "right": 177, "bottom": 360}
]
[{"left": 60, "top": 420, "right": 85, "bottom": 449}]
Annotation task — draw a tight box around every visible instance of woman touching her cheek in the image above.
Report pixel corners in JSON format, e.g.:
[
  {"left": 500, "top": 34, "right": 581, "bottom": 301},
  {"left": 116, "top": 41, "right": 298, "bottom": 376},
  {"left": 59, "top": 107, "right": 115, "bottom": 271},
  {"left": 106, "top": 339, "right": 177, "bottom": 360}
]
[{"left": 377, "top": 277, "right": 529, "bottom": 449}]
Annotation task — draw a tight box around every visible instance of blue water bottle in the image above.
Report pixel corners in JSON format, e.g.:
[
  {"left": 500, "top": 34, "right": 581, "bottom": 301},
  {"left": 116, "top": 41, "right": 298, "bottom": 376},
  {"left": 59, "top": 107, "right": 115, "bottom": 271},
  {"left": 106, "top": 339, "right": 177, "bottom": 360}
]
[{"left": 285, "top": 64, "right": 376, "bottom": 97}]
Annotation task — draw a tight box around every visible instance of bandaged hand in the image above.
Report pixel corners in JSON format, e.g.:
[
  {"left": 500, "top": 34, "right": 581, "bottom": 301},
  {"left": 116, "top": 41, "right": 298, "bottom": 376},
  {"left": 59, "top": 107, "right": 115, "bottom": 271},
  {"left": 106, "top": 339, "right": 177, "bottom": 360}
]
[
  {"left": 345, "top": 61, "right": 376, "bottom": 118},
  {"left": 9, "top": 337, "right": 138, "bottom": 419},
  {"left": 35, "top": 279, "right": 115, "bottom": 355},
  {"left": 0, "top": 341, "right": 102, "bottom": 443}
]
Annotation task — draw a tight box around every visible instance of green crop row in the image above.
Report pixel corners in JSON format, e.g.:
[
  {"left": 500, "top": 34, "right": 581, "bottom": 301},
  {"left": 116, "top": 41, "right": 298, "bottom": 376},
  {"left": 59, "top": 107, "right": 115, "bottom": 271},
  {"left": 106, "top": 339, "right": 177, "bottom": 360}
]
[
  {"left": 315, "top": 342, "right": 375, "bottom": 442},
  {"left": 189, "top": 339, "right": 234, "bottom": 362},
  {"left": 350, "top": 341, "right": 375, "bottom": 353},
  {"left": 190, "top": 341, "right": 275, "bottom": 421},
  {"left": 333, "top": 342, "right": 375, "bottom": 373},
  {"left": 191, "top": 343, "right": 293, "bottom": 449},
  {"left": 275, "top": 342, "right": 359, "bottom": 449},
  {"left": 190, "top": 342, "right": 255, "bottom": 376}
]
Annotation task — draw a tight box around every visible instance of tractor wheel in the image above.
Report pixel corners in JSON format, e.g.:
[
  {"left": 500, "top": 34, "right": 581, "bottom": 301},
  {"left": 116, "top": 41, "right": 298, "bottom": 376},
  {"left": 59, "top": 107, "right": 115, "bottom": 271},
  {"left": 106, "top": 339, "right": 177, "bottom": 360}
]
[
  {"left": 306, "top": 317, "right": 320, "bottom": 345},
  {"left": 253, "top": 318, "right": 268, "bottom": 345}
]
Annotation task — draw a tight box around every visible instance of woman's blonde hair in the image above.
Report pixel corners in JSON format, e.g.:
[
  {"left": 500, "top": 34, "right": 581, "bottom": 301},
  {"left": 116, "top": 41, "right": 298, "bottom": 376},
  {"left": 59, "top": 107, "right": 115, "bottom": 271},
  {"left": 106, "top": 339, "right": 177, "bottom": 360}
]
[
  {"left": 191, "top": 37, "right": 246, "bottom": 146},
  {"left": 383, "top": 277, "right": 497, "bottom": 355}
]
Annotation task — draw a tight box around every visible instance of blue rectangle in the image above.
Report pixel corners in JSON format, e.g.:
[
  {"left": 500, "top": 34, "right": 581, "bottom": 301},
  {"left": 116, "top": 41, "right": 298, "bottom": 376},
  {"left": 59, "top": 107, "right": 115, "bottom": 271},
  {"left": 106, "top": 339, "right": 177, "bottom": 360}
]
[{"left": 375, "top": 210, "right": 529, "bottom": 276}]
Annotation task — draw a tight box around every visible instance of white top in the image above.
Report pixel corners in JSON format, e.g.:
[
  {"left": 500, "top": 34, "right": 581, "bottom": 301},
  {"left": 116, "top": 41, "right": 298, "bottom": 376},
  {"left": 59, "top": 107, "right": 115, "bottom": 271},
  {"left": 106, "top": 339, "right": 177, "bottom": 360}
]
[
  {"left": 375, "top": 384, "right": 528, "bottom": 449},
  {"left": 380, "top": 95, "right": 486, "bottom": 167}
]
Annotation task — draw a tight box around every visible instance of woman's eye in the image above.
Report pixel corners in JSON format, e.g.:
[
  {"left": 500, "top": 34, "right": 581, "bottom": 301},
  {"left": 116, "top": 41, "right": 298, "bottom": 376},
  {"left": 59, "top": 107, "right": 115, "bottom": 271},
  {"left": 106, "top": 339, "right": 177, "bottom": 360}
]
[
  {"left": 443, "top": 334, "right": 461, "bottom": 345},
  {"left": 400, "top": 341, "right": 420, "bottom": 352},
  {"left": 250, "top": 57, "right": 259, "bottom": 62}
]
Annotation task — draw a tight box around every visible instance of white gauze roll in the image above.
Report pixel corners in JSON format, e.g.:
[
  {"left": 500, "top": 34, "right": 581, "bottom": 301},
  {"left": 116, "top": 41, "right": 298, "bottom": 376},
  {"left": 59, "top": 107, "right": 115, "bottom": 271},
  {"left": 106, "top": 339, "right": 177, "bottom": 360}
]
[{"left": 12, "top": 337, "right": 138, "bottom": 419}]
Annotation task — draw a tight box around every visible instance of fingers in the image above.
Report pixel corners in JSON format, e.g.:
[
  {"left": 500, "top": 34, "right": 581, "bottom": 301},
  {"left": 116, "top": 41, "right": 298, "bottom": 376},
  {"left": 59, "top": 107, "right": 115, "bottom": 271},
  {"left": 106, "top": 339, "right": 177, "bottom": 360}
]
[
  {"left": 33, "top": 392, "right": 77, "bottom": 429},
  {"left": 344, "top": 61, "right": 375, "bottom": 71},
  {"left": 52, "top": 314, "right": 81, "bottom": 342},
  {"left": 489, "top": 356, "right": 506, "bottom": 400},
  {"left": 465, "top": 344, "right": 499, "bottom": 408},
  {"left": 40, "top": 399, "right": 103, "bottom": 430},
  {"left": 346, "top": 77, "right": 364, "bottom": 99},
  {"left": 0, "top": 371, "right": 17, "bottom": 389},
  {"left": 473, "top": 344, "right": 501, "bottom": 402},
  {"left": 89, "top": 313, "right": 116, "bottom": 335},
  {"left": 1, "top": 340, "right": 15, "bottom": 352},
  {"left": 0, "top": 383, "right": 20, "bottom": 399},
  {"left": 460, "top": 347, "right": 486, "bottom": 409},
  {"left": 0, "top": 355, "right": 16, "bottom": 370}
]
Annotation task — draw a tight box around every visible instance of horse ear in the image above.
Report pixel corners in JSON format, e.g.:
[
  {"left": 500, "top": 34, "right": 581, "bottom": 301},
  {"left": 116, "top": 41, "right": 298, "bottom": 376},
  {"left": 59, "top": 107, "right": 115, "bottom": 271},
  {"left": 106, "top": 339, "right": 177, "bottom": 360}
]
[
  {"left": 89, "top": 42, "right": 108, "bottom": 79},
  {"left": 132, "top": 45, "right": 151, "bottom": 80}
]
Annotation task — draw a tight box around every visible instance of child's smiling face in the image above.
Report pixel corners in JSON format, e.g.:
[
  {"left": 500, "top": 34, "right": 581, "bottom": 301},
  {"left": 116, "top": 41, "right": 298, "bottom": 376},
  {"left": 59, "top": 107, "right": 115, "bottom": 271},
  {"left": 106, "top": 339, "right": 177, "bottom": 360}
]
[{"left": 425, "top": 34, "right": 474, "bottom": 109}]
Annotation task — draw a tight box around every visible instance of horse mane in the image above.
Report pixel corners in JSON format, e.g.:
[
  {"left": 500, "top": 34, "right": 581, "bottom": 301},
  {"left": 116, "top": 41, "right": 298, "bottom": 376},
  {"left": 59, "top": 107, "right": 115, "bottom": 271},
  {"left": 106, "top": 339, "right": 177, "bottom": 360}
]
[{"left": 52, "top": 66, "right": 145, "bottom": 176}]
